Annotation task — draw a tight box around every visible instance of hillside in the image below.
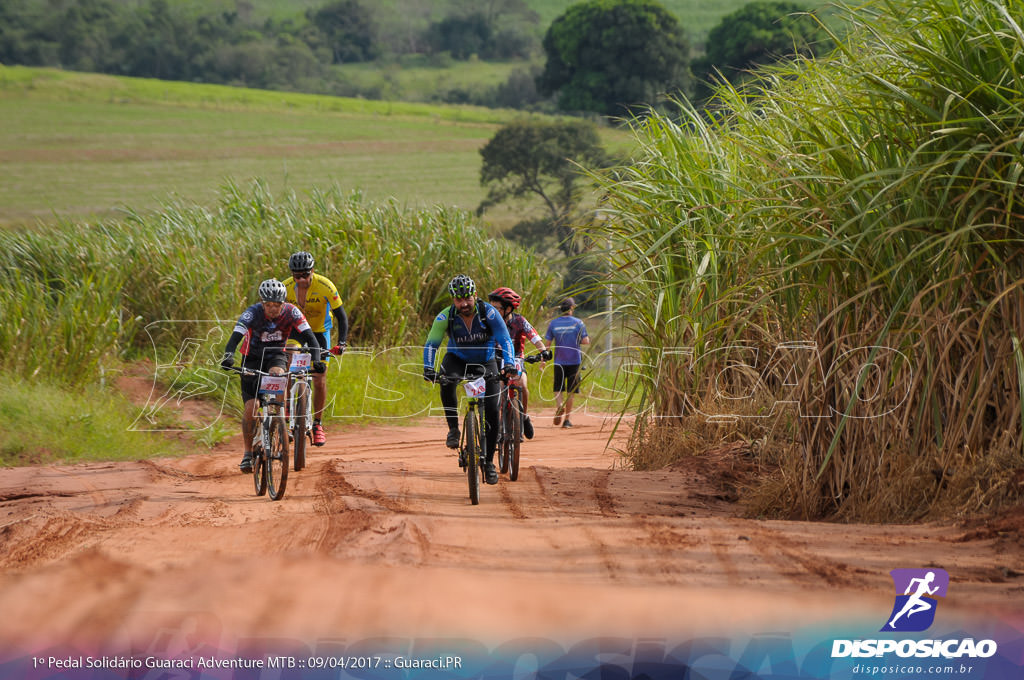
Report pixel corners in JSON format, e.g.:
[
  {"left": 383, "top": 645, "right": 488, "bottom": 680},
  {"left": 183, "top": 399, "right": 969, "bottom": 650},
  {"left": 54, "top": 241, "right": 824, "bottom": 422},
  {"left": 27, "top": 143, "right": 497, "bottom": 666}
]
[
  {"left": 0, "top": 65, "right": 632, "bottom": 227},
  {"left": 152, "top": 0, "right": 769, "bottom": 42}
]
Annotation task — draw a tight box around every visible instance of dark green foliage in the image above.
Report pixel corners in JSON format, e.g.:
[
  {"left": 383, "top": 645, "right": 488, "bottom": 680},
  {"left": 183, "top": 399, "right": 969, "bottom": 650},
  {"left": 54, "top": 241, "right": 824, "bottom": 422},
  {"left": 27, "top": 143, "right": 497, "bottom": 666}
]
[
  {"left": 538, "top": 0, "right": 691, "bottom": 116},
  {"left": 426, "top": 13, "right": 492, "bottom": 60},
  {"left": 424, "top": 1, "right": 539, "bottom": 61},
  {"left": 693, "top": 1, "right": 833, "bottom": 98},
  {"left": 478, "top": 119, "right": 607, "bottom": 256},
  {"left": 309, "top": 0, "right": 378, "bottom": 63}
]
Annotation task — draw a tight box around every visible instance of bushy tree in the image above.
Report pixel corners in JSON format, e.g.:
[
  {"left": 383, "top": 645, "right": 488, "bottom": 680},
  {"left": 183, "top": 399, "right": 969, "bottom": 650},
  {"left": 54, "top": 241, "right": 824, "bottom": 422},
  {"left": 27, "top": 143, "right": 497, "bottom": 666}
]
[
  {"left": 426, "top": 13, "right": 491, "bottom": 60},
  {"left": 310, "top": 0, "right": 378, "bottom": 63},
  {"left": 538, "top": 0, "right": 690, "bottom": 117},
  {"left": 694, "top": 1, "right": 833, "bottom": 98},
  {"left": 478, "top": 119, "right": 607, "bottom": 256}
]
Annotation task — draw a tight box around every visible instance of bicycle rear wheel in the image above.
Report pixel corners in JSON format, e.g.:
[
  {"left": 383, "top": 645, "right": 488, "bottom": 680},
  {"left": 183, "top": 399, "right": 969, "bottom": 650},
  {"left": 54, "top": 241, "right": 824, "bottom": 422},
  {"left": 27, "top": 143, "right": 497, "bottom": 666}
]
[
  {"left": 292, "top": 381, "right": 309, "bottom": 471},
  {"left": 497, "top": 391, "right": 510, "bottom": 474},
  {"left": 509, "top": 395, "right": 523, "bottom": 482},
  {"left": 464, "top": 407, "right": 480, "bottom": 505},
  {"left": 266, "top": 414, "right": 289, "bottom": 500}
]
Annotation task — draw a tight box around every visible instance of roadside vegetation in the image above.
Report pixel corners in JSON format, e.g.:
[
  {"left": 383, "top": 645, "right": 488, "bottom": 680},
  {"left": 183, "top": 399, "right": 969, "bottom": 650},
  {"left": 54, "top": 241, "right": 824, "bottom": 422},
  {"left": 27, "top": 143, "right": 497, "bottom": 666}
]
[
  {"left": 588, "top": 0, "right": 1024, "bottom": 521},
  {"left": 0, "top": 182, "right": 560, "bottom": 463},
  {"left": 0, "top": 373, "right": 190, "bottom": 465}
]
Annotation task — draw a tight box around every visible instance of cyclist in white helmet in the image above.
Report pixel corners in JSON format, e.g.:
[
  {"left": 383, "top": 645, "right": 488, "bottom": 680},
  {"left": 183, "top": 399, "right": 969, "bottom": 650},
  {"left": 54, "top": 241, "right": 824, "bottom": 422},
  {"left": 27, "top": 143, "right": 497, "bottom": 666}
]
[{"left": 221, "top": 278, "right": 325, "bottom": 473}]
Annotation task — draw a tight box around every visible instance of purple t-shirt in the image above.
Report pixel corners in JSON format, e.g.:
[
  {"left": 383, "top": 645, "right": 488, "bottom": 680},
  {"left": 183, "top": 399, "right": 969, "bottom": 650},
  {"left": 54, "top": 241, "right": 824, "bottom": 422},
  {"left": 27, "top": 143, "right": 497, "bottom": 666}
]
[{"left": 545, "top": 315, "right": 588, "bottom": 365}]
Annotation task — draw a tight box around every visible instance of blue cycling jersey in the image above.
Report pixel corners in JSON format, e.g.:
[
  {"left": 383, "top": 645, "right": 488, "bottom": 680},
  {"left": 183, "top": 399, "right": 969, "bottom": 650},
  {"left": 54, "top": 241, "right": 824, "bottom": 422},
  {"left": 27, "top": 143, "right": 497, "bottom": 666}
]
[{"left": 423, "top": 300, "right": 516, "bottom": 370}]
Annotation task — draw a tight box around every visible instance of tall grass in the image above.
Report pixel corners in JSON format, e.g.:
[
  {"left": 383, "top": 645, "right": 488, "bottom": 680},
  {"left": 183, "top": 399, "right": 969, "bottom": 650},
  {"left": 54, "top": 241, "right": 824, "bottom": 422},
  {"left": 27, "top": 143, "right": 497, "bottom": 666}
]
[
  {"left": 0, "top": 373, "right": 190, "bottom": 465},
  {"left": 0, "top": 181, "right": 559, "bottom": 386},
  {"left": 589, "top": 0, "right": 1024, "bottom": 521}
]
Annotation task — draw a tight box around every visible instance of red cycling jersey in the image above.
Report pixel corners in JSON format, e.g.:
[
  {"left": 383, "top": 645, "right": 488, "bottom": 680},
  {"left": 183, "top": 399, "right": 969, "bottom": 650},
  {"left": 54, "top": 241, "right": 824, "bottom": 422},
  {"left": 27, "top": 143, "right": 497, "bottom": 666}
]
[
  {"left": 234, "top": 302, "right": 312, "bottom": 357},
  {"left": 504, "top": 312, "right": 542, "bottom": 358}
]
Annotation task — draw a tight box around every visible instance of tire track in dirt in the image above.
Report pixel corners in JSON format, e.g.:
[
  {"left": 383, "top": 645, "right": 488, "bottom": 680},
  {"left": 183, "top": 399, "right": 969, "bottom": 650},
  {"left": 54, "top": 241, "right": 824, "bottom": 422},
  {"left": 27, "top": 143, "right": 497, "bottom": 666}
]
[
  {"left": 311, "top": 460, "right": 427, "bottom": 565},
  {"left": 528, "top": 467, "right": 578, "bottom": 552},
  {"left": 1, "top": 512, "right": 104, "bottom": 569},
  {"left": 533, "top": 466, "right": 620, "bottom": 580},
  {"left": 498, "top": 482, "right": 528, "bottom": 520},
  {"left": 628, "top": 516, "right": 702, "bottom": 585},
  {"left": 140, "top": 458, "right": 230, "bottom": 481},
  {"left": 49, "top": 465, "right": 112, "bottom": 509},
  {"left": 704, "top": 519, "right": 743, "bottom": 588},
  {"left": 0, "top": 490, "right": 91, "bottom": 502},
  {"left": 340, "top": 438, "right": 440, "bottom": 455},
  {"left": 593, "top": 469, "right": 617, "bottom": 518},
  {"left": 731, "top": 519, "right": 863, "bottom": 589}
]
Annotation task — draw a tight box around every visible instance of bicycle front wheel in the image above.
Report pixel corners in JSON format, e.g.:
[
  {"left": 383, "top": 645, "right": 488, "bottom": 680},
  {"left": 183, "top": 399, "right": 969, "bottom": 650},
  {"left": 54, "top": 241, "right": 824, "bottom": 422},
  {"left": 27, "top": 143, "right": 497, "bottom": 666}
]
[
  {"left": 292, "top": 381, "right": 309, "bottom": 471},
  {"left": 464, "top": 407, "right": 480, "bottom": 505},
  {"left": 266, "top": 414, "right": 289, "bottom": 501},
  {"left": 253, "top": 421, "right": 268, "bottom": 496},
  {"left": 509, "top": 395, "right": 523, "bottom": 482}
]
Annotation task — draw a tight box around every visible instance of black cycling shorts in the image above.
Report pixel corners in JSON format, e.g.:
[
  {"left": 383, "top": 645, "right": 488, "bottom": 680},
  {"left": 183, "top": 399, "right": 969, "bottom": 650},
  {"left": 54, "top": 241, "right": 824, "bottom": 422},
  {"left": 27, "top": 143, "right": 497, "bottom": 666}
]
[
  {"left": 553, "top": 363, "right": 581, "bottom": 394},
  {"left": 239, "top": 351, "right": 289, "bottom": 403}
]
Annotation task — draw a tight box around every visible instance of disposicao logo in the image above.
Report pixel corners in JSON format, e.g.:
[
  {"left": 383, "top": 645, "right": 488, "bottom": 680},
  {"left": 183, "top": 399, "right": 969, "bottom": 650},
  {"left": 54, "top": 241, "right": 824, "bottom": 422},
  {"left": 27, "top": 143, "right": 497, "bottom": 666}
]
[
  {"left": 881, "top": 568, "right": 949, "bottom": 632},
  {"left": 831, "top": 567, "right": 998, "bottom": 660}
]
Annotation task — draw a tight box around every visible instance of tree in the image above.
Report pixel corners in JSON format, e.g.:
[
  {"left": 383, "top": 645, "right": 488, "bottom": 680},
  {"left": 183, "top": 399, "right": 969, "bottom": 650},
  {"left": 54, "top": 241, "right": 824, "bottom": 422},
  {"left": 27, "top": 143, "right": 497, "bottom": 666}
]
[
  {"left": 693, "top": 1, "right": 833, "bottom": 98},
  {"left": 310, "top": 0, "right": 378, "bottom": 63},
  {"left": 426, "top": 13, "right": 491, "bottom": 60},
  {"left": 538, "top": 0, "right": 690, "bottom": 117},
  {"left": 478, "top": 120, "right": 607, "bottom": 257}
]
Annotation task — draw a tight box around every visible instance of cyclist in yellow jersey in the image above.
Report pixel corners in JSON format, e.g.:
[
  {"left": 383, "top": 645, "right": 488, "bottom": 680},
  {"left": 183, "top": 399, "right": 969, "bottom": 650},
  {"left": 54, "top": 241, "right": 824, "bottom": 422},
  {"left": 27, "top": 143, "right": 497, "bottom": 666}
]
[{"left": 282, "top": 251, "right": 349, "bottom": 446}]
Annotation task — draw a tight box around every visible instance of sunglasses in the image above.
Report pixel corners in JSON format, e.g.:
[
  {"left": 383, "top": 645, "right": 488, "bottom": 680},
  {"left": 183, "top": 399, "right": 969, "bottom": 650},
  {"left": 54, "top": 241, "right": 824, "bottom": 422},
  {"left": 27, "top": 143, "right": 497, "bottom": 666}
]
[{"left": 292, "top": 270, "right": 312, "bottom": 279}]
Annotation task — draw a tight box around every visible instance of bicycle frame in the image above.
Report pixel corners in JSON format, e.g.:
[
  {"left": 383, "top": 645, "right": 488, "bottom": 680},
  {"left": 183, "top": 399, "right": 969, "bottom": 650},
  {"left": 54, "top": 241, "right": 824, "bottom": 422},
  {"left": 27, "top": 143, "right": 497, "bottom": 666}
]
[
  {"left": 497, "top": 352, "right": 544, "bottom": 481},
  {"left": 225, "top": 364, "right": 290, "bottom": 500},
  {"left": 438, "top": 370, "right": 497, "bottom": 505},
  {"left": 285, "top": 347, "right": 317, "bottom": 472}
]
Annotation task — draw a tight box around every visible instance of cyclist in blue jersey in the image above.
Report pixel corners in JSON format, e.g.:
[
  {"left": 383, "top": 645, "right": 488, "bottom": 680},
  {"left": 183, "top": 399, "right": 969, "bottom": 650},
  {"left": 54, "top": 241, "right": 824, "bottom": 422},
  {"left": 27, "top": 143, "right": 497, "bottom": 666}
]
[
  {"left": 423, "top": 274, "right": 519, "bottom": 485},
  {"left": 221, "top": 279, "right": 325, "bottom": 473},
  {"left": 544, "top": 297, "right": 590, "bottom": 429}
]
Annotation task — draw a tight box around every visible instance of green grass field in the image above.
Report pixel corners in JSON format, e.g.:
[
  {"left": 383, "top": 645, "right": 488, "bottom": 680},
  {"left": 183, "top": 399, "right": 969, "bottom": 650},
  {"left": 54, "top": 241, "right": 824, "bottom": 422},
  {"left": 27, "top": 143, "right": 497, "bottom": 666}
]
[{"left": 0, "top": 66, "right": 632, "bottom": 228}]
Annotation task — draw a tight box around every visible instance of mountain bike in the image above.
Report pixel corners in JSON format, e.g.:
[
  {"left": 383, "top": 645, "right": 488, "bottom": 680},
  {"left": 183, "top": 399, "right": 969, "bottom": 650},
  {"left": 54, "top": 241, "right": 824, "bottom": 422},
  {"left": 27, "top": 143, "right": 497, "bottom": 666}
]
[
  {"left": 438, "top": 369, "right": 497, "bottom": 505},
  {"left": 285, "top": 347, "right": 315, "bottom": 472},
  {"left": 286, "top": 343, "right": 338, "bottom": 471},
  {"left": 226, "top": 365, "right": 289, "bottom": 500},
  {"left": 497, "top": 351, "right": 548, "bottom": 481}
]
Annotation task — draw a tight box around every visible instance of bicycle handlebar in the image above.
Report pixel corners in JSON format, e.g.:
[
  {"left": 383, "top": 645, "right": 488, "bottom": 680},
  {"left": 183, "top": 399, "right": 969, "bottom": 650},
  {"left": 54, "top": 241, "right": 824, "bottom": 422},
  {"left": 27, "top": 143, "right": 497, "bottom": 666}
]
[
  {"left": 436, "top": 370, "right": 501, "bottom": 387},
  {"left": 283, "top": 345, "right": 321, "bottom": 354},
  {"left": 223, "top": 365, "right": 276, "bottom": 378}
]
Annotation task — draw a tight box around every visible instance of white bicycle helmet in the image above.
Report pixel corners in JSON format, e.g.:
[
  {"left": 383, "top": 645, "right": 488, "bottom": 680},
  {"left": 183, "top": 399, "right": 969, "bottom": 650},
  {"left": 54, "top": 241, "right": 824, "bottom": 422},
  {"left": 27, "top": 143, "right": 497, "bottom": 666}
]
[{"left": 258, "top": 278, "right": 287, "bottom": 302}]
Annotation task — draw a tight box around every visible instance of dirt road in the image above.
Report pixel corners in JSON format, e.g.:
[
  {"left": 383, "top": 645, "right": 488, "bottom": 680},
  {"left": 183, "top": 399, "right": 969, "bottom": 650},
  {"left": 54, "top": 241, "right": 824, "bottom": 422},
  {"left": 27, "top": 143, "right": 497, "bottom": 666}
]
[{"left": 0, "top": 410, "right": 1022, "bottom": 660}]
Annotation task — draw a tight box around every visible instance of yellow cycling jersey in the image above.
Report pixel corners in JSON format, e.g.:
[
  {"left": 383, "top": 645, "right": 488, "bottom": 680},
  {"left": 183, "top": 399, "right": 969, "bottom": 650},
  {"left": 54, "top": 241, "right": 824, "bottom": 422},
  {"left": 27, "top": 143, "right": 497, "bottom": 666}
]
[{"left": 282, "top": 272, "right": 343, "bottom": 333}]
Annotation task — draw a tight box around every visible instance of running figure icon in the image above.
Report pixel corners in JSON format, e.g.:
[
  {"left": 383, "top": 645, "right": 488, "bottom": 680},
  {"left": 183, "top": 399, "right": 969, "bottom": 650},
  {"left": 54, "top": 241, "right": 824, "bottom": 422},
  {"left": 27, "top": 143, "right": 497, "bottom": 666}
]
[
  {"left": 888, "top": 571, "right": 938, "bottom": 627},
  {"left": 881, "top": 568, "right": 949, "bottom": 632}
]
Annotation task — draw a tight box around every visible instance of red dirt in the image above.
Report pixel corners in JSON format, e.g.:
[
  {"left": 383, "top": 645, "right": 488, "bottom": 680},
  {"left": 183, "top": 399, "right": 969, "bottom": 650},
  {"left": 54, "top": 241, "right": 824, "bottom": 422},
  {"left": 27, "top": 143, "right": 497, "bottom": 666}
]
[{"left": 0, "top": 408, "right": 1022, "bottom": 655}]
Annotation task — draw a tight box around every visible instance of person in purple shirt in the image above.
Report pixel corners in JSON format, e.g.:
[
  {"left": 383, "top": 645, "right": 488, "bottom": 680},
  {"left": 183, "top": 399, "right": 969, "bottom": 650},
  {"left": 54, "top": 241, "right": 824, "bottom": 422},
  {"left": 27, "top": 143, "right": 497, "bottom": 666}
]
[{"left": 544, "top": 297, "right": 590, "bottom": 429}]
